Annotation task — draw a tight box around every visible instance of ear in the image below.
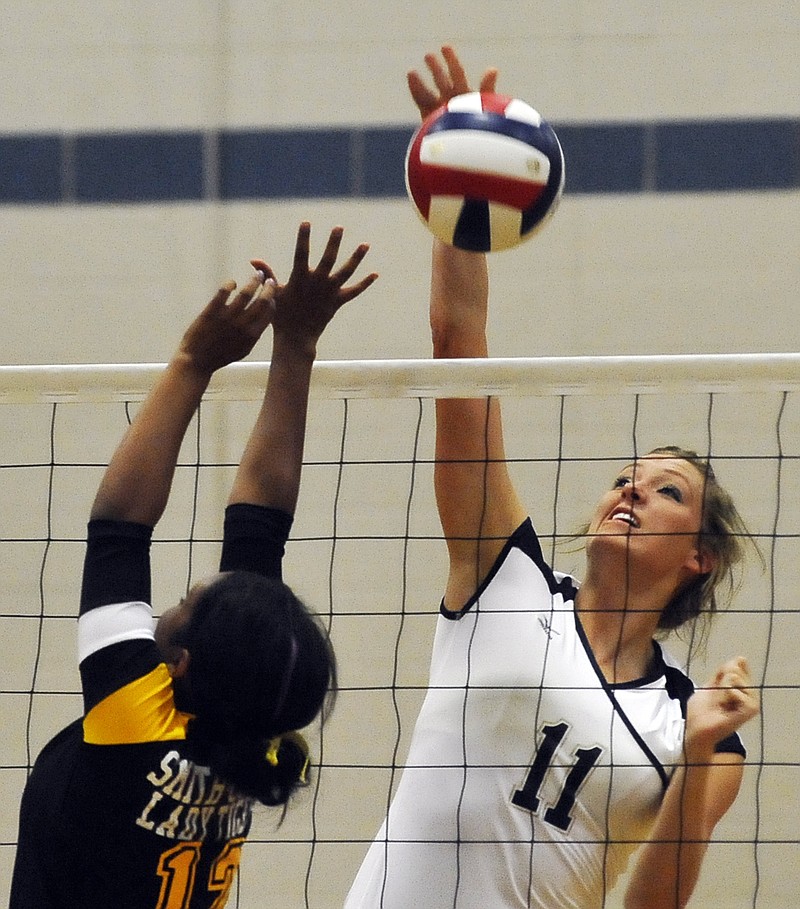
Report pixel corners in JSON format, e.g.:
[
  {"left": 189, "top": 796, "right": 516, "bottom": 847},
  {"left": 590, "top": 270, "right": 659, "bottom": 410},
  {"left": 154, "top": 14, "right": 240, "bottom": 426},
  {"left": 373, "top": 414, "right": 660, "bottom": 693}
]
[
  {"left": 687, "top": 545, "right": 717, "bottom": 577},
  {"left": 167, "top": 647, "right": 191, "bottom": 680}
]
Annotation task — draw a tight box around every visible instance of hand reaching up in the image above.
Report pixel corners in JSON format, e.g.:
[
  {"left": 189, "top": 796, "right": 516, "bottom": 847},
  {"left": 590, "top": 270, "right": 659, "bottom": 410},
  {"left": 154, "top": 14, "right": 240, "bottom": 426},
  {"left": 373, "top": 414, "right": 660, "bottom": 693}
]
[
  {"left": 407, "top": 44, "right": 499, "bottom": 121},
  {"left": 251, "top": 222, "right": 378, "bottom": 356}
]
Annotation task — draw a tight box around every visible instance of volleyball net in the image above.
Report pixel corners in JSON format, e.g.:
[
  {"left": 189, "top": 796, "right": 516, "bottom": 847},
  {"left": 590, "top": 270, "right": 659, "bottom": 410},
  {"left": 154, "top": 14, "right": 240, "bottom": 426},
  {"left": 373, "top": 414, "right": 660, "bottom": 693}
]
[{"left": 1, "top": 355, "right": 798, "bottom": 909}]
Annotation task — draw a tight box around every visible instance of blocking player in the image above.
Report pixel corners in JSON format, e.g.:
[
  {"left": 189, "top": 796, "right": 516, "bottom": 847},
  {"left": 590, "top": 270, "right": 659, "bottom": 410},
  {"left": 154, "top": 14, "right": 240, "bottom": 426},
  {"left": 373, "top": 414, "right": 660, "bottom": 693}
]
[{"left": 10, "top": 222, "right": 377, "bottom": 909}]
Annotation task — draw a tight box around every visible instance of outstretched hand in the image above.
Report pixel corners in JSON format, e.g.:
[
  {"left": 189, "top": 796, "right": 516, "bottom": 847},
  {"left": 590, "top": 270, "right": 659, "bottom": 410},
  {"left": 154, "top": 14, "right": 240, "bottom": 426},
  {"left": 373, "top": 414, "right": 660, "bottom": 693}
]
[
  {"left": 407, "top": 44, "right": 499, "bottom": 121},
  {"left": 178, "top": 276, "right": 276, "bottom": 375},
  {"left": 684, "top": 657, "right": 760, "bottom": 762},
  {"left": 251, "top": 222, "right": 378, "bottom": 354}
]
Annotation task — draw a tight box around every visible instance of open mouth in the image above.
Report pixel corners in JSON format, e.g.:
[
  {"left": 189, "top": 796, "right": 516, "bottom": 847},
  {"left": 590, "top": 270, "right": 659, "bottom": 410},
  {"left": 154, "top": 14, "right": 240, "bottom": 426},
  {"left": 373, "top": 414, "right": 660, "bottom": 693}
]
[{"left": 610, "top": 510, "right": 639, "bottom": 529}]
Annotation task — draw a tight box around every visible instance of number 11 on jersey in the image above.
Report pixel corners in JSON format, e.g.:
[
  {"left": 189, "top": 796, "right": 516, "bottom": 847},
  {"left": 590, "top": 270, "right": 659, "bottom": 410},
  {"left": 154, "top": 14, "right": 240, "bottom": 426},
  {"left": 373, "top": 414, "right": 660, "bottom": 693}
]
[{"left": 511, "top": 722, "right": 603, "bottom": 832}]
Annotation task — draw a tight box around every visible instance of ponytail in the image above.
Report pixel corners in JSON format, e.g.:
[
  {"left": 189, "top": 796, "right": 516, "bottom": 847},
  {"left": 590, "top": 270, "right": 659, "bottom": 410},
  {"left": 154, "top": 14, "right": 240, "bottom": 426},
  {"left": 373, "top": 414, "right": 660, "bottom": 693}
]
[{"left": 188, "top": 718, "right": 311, "bottom": 806}]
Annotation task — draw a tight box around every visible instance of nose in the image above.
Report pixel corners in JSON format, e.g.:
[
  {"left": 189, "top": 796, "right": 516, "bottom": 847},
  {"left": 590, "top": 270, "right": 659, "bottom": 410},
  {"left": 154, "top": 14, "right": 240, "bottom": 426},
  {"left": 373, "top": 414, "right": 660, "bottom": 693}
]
[{"left": 621, "top": 483, "right": 641, "bottom": 502}]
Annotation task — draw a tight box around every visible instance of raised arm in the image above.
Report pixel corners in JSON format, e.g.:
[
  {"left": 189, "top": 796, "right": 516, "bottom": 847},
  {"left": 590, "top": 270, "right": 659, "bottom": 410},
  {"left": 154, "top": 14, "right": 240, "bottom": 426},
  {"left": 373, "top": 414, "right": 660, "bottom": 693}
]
[
  {"left": 410, "top": 47, "right": 527, "bottom": 609},
  {"left": 624, "top": 658, "right": 760, "bottom": 909},
  {"left": 90, "top": 277, "right": 274, "bottom": 527},
  {"left": 227, "top": 222, "right": 377, "bottom": 514}
]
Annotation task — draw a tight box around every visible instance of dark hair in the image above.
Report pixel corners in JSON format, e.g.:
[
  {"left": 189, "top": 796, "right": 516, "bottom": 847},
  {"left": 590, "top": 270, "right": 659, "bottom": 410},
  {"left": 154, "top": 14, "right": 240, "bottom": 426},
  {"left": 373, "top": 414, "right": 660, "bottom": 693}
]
[{"left": 171, "top": 571, "right": 337, "bottom": 806}]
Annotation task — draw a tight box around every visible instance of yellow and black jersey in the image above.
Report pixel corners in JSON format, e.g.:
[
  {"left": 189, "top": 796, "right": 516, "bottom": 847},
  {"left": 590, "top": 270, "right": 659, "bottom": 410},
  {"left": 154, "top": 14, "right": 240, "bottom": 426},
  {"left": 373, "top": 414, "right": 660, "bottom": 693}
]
[{"left": 10, "top": 503, "right": 292, "bottom": 909}]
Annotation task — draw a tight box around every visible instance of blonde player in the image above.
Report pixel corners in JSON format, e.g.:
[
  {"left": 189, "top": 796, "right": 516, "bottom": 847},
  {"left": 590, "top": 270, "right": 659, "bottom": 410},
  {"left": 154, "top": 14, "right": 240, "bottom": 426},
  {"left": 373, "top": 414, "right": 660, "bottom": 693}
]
[{"left": 345, "top": 48, "right": 759, "bottom": 909}]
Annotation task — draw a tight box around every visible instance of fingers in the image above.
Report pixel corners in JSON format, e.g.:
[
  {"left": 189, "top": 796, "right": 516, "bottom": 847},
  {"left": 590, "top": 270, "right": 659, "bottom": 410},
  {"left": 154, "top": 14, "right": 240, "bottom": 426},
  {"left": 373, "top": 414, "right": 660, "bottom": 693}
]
[
  {"left": 226, "top": 273, "right": 273, "bottom": 315},
  {"left": 293, "top": 221, "right": 312, "bottom": 272},
  {"left": 316, "top": 225, "right": 345, "bottom": 274},
  {"left": 249, "top": 259, "right": 277, "bottom": 285},
  {"left": 330, "top": 241, "right": 370, "bottom": 284},
  {"left": 409, "top": 45, "right": 499, "bottom": 120},
  {"left": 251, "top": 222, "right": 377, "bottom": 316},
  {"left": 479, "top": 67, "right": 500, "bottom": 94},
  {"left": 425, "top": 50, "right": 458, "bottom": 97},
  {"left": 440, "top": 45, "right": 469, "bottom": 94},
  {"left": 327, "top": 237, "right": 379, "bottom": 301},
  {"left": 710, "top": 656, "right": 760, "bottom": 717},
  {"left": 205, "top": 280, "right": 238, "bottom": 312},
  {"left": 339, "top": 268, "right": 379, "bottom": 304},
  {"left": 407, "top": 70, "right": 438, "bottom": 115},
  {"left": 711, "top": 656, "right": 752, "bottom": 689},
  {"left": 300, "top": 224, "right": 376, "bottom": 290}
]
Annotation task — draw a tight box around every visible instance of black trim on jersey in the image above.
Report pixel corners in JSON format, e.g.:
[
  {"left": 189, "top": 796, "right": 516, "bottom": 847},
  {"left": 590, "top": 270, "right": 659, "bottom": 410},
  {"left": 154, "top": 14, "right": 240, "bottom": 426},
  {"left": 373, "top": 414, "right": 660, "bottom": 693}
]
[
  {"left": 660, "top": 660, "right": 745, "bottom": 758},
  {"left": 440, "top": 518, "right": 577, "bottom": 619},
  {"left": 440, "top": 516, "right": 745, "bottom": 772},
  {"left": 573, "top": 610, "right": 673, "bottom": 789}
]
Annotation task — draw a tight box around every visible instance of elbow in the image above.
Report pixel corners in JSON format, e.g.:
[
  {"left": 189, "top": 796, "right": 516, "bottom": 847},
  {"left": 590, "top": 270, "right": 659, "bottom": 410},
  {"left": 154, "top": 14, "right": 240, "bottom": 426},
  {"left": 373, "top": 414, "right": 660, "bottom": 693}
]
[
  {"left": 430, "top": 321, "right": 488, "bottom": 360},
  {"left": 623, "top": 880, "right": 655, "bottom": 909},
  {"left": 624, "top": 884, "right": 683, "bottom": 909},
  {"left": 624, "top": 889, "right": 691, "bottom": 909}
]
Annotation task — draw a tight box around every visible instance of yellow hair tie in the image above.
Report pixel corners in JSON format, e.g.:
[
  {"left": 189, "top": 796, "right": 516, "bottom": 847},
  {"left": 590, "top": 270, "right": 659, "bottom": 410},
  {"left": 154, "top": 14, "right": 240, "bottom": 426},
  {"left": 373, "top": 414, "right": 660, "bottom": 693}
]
[
  {"left": 264, "top": 732, "right": 311, "bottom": 784},
  {"left": 265, "top": 736, "right": 281, "bottom": 766}
]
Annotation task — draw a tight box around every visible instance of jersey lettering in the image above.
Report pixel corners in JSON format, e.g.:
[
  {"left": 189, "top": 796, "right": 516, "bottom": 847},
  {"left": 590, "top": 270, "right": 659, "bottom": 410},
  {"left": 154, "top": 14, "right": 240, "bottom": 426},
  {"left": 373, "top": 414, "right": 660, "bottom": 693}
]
[{"left": 512, "top": 722, "right": 603, "bottom": 831}]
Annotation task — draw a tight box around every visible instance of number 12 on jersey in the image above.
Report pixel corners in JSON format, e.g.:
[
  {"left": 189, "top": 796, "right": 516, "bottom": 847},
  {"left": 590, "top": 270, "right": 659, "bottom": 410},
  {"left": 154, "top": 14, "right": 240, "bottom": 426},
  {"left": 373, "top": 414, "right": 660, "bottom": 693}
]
[{"left": 512, "top": 722, "right": 603, "bottom": 832}]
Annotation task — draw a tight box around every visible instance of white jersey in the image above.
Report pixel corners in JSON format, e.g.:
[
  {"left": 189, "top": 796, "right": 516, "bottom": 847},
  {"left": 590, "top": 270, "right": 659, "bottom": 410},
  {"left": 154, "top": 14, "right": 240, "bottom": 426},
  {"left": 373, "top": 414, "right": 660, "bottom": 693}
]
[{"left": 345, "top": 519, "right": 742, "bottom": 909}]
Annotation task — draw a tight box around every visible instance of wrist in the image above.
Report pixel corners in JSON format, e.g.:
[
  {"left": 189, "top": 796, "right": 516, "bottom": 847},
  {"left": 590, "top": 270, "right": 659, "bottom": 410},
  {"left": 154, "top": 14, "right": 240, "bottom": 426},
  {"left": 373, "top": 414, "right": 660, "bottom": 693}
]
[
  {"left": 169, "top": 351, "right": 217, "bottom": 385},
  {"left": 682, "top": 734, "right": 718, "bottom": 766},
  {"left": 270, "top": 331, "right": 318, "bottom": 364}
]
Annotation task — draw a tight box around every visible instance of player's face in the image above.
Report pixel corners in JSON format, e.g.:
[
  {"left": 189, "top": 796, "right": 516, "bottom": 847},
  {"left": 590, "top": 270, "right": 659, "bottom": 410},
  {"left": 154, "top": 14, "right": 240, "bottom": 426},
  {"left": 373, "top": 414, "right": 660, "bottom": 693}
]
[{"left": 586, "top": 455, "right": 710, "bottom": 585}]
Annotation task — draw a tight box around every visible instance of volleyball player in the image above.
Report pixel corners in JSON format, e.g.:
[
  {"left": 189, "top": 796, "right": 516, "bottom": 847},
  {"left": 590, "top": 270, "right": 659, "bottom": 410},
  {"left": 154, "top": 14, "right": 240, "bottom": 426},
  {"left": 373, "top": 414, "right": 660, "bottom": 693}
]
[
  {"left": 10, "top": 222, "right": 377, "bottom": 909},
  {"left": 344, "top": 48, "right": 759, "bottom": 909}
]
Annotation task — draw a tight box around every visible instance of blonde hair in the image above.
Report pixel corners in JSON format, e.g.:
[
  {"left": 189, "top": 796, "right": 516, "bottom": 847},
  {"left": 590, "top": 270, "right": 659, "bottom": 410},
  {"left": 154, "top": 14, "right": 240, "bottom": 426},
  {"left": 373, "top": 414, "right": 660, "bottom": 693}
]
[{"left": 648, "top": 446, "right": 753, "bottom": 632}]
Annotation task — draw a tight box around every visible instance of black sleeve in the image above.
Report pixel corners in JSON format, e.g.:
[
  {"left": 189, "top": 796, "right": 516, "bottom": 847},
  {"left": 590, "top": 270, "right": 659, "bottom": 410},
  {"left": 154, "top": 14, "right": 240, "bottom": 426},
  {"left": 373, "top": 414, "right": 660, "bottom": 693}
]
[
  {"left": 80, "top": 519, "right": 153, "bottom": 615},
  {"left": 715, "top": 731, "right": 746, "bottom": 759},
  {"left": 219, "top": 503, "right": 293, "bottom": 580}
]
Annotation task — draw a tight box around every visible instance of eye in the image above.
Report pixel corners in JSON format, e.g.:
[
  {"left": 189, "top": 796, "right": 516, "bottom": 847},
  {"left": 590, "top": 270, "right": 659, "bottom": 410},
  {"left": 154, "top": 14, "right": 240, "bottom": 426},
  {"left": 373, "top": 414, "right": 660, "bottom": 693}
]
[
  {"left": 613, "top": 475, "right": 631, "bottom": 489},
  {"left": 659, "top": 484, "right": 683, "bottom": 502}
]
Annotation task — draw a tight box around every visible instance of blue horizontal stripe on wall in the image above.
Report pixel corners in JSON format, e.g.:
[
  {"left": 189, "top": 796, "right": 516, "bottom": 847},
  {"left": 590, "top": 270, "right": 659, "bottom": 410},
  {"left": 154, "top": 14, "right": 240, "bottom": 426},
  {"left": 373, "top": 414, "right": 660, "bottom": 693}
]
[
  {"left": 0, "top": 135, "right": 62, "bottom": 202},
  {"left": 75, "top": 133, "right": 206, "bottom": 202},
  {"left": 1, "top": 118, "right": 798, "bottom": 205}
]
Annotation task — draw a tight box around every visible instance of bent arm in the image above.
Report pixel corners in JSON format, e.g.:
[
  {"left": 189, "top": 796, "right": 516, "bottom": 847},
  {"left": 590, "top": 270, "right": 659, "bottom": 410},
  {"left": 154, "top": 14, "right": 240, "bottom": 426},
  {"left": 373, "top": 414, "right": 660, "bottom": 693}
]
[
  {"left": 624, "top": 754, "right": 743, "bottom": 909},
  {"left": 626, "top": 657, "right": 758, "bottom": 909}
]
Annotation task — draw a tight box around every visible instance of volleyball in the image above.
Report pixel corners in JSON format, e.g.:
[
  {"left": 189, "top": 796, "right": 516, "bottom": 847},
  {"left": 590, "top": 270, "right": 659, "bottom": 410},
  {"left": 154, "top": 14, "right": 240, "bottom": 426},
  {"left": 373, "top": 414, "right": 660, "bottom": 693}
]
[{"left": 405, "top": 92, "right": 565, "bottom": 253}]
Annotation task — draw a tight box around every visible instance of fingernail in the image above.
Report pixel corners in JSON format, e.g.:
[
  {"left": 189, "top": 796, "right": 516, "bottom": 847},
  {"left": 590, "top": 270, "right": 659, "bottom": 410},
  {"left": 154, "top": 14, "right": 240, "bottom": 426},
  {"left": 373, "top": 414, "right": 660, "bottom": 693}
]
[{"left": 255, "top": 269, "right": 267, "bottom": 283}]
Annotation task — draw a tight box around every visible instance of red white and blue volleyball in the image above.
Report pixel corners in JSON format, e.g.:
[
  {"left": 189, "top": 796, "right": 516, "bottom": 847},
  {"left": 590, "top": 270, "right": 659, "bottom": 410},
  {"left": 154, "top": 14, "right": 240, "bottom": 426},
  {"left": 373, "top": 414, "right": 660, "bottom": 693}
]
[{"left": 405, "top": 92, "right": 565, "bottom": 252}]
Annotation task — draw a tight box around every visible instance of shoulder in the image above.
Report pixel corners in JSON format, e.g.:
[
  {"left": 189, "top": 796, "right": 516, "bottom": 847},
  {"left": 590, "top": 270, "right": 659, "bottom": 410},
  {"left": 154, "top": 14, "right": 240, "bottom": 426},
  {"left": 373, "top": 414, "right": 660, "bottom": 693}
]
[{"left": 441, "top": 518, "right": 578, "bottom": 619}]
